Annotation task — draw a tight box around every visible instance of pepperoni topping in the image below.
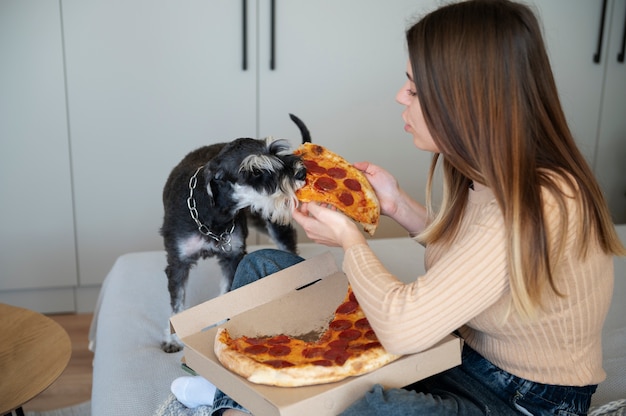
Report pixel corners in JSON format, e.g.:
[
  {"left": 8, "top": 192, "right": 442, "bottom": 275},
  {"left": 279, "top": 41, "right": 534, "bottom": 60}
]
[
  {"left": 244, "top": 337, "right": 267, "bottom": 345},
  {"left": 312, "top": 360, "right": 334, "bottom": 367},
  {"left": 267, "top": 335, "right": 290, "bottom": 344},
  {"left": 318, "top": 332, "right": 332, "bottom": 344},
  {"left": 303, "top": 159, "right": 327, "bottom": 175},
  {"left": 328, "top": 339, "right": 349, "bottom": 350},
  {"left": 355, "top": 318, "right": 372, "bottom": 330},
  {"left": 349, "top": 291, "right": 357, "bottom": 303},
  {"left": 364, "top": 329, "right": 378, "bottom": 341},
  {"left": 351, "top": 341, "right": 382, "bottom": 351},
  {"left": 363, "top": 341, "right": 382, "bottom": 350},
  {"left": 264, "top": 360, "right": 295, "bottom": 368},
  {"left": 302, "top": 347, "right": 326, "bottom": 359},
  {"left": 311, "top": 145, "right": 325, "bottom": 155},
  {"left": 244, "top": 344, "right": 269, "bottom": 355},
  {"left": 338, "top": 191, "right": 354, "bottom": 206},
  {"left": 336, "top": 301, "right": 358, "bottom": 315},
  {"left": 339, "top": 329, "right": 362, "bottom": 341},
  {"left": 324, "top": 348, "right": 351, "bottom": 365},
  {"left": 343, "top": 178, "right": 362, "bottom": 192},
  {"left": 329, "top": 319, "right": 353, "bottom": 331},
  {"left": 327, "top": 167, "right": 347, "bottom": 179},
  {"left": 314, "top": 177, "right": 337, "bottom": 191},
  {"left": 268, "top": 345, "right": 291, "bottom": 357}
]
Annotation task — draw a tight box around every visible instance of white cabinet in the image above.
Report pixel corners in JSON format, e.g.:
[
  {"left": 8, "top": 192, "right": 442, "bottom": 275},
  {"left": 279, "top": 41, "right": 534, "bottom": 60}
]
[
  {"left": 531, "top": 0, "right": 626, "bottom": 223},
  {"left": 61, "top": 0, "right": 438, "bottom": 286},
  {"left": 594, "top": 0, "right": 626, "bottom": 224},
  {"left": 62, "top": 1, "right": 257, "bottom": 286},
  {"left": 0, "top": 2, "right": 78, "bottom": 311}
]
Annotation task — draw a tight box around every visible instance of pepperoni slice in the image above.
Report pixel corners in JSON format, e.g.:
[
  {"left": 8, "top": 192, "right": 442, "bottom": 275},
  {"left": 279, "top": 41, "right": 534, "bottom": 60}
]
[
  {"left": 329, "top": 319, "right": 352, "bottom": 331},
  {"left": 244, "top": 337, "right": 267, "bottom": 345},
  {"left": 244, "top": 344, "right": 269, "bottom": 355},
  {"left": 264, "top": 360, "right": 295, "bottom": 368},
  {"left": 363, "top": 341, "right": 382, "bottom": 350},
  {"left": 364, "top": 329, "right": 378, "bottom": 341},
  {"left": 314, "top": 177, "right": 338, "bottom": 191},
  {"left": 268, "top": 345, "right": 291, "bottom": 357},
  {"left": 328, "top": 339, "right": 349, "bottom": 350},
  {"left": 335, "top": 354, "right": 350, "bottom": 365},
  {"left": 343, "top": 178, "right": 362, "bottom": 192},
  {"left": 355, "top": 318, "right": 372, "bottom": 330},
  {"left": 303, "top": 159, "right": 327, "bottom": 174},
  {"left": 318, "top": 332, "right": 332, "bottom": 344},
  {"left": 327, "top": 167, "right": 347, "bottom": 179},
  {"left": 302, "top": 347, "right": 326, "bottom": 359},
  {"left": 339, "top": 329, "right": 362, "bottom": 341},
  {"left": 324, "top": 348, "right": 351, "bottom": 364},
  {"left": 312, "top": 360, "right": 334, "bottom": 367},
  {"left": 338, "top": 191, "right": 354, "bottom": 206},
  {"left": 349, "top": 291, "right": 357, "bottom": 303},
  {"left": 350, "top": 341, "right": 382, "bottom": 351},
  {"left": 336, "top": 301, "right": 358, "bottom": 315},
  {"left": 267, "top": 335, "right": 290, "bottom": 344}
]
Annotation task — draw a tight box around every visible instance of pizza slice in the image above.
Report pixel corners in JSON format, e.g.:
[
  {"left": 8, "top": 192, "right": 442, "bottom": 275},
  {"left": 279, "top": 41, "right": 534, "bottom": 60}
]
[
  {"left": 294, "top": 143, "right": 380, "bottom": 235},
  {"left": 214, "top": 286, "right": 400, "bottom": 387}
]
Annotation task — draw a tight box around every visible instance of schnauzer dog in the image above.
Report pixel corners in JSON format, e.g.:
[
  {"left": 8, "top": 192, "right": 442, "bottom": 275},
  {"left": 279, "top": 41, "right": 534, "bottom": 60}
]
[{"left": 160, "top": 115, "right": 310, "bottom": 352}]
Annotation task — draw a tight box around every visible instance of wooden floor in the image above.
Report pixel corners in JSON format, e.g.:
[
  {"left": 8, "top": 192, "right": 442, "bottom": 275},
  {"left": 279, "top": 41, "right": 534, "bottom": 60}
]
[{"left": 22, "top": 313, "right": 94, "bottom": 412}]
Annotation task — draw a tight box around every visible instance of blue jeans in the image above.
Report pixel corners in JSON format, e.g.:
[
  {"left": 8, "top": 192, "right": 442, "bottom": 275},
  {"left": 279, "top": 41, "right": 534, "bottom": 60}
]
[
  {"left": 212, "top": 249, "right": 597, "bottom": 416},
  {"left": 341, "top": 344, "right": 597, "bottom": 415},
  {"left": 211, "top": 249, "right": 305, "bottom": 416}
]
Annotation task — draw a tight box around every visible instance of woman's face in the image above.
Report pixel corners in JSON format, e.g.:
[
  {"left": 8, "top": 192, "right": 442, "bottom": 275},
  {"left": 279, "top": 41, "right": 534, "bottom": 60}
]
[{"left": 396, "top": 61, "right": 440, "bottom": 153}]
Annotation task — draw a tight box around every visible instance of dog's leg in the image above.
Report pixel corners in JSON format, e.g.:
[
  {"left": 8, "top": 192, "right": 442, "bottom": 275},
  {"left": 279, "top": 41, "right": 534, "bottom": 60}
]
[
  {"left": 216, "top": 250, "right": 246, "bottom": 293},
  {"left": 265, "top": 221, "right": 298, "bottom": 254},
  {"left": 162, "top": 253, "right": 195, "bottom": 353}
]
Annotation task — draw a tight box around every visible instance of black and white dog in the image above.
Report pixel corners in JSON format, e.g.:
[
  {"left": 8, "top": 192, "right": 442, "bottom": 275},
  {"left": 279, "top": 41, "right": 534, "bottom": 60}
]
[{"left": 160, "top": 115, "right": 310, "bottom": 352}]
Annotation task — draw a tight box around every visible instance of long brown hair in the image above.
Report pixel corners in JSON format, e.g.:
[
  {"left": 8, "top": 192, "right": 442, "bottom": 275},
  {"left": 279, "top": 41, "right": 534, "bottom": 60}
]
[{"left": 408, "top": 0, "right": 625, "bottom": 317}]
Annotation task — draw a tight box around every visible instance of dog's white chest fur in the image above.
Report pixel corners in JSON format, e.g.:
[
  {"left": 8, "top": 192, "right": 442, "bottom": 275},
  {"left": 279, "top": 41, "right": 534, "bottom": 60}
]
[
  {"left": 176, "top": 233, "right": 245, "bottom": 259},
  {"left": 177, "top": 235, "right": 206, "bottom": 258}
]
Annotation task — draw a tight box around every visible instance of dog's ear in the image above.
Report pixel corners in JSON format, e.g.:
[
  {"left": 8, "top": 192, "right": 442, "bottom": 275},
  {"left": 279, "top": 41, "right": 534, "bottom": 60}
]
[{"left": 204, "top": 167, "right": 223, "bottom": 206}]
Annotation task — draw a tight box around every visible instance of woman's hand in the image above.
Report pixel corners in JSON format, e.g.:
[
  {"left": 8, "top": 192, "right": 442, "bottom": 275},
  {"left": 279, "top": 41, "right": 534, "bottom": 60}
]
[
  {"left": 353, "top": 161, "right": 428, "bottom": 236},
  {"left": 353, "top": 161, "right": 402, "bottom": 218},
  {"left": 292, "top": 203, "right": 366, "bottom": 250}
]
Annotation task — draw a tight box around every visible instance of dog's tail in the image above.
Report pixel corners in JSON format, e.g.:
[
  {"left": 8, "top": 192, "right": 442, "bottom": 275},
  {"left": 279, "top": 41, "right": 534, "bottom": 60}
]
[{"left": 289, "top": 113, "right": 312, "bottom": 143}]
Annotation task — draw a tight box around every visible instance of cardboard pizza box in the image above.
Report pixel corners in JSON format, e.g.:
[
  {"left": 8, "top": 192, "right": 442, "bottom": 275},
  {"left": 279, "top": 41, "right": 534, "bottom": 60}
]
[{"left": 170, "top": 252, "right": 462, "bottom": 416}]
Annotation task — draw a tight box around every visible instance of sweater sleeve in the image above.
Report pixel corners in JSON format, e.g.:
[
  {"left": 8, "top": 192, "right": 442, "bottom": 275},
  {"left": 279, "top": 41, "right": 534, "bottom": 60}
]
[{"left": 342, "top": 209, "right": 510, "bottom": 355}]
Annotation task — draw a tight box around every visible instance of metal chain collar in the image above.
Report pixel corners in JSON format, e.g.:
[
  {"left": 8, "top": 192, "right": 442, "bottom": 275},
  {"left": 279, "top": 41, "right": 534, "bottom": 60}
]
[{"left": 186, "top": 165, "right": 234, "bottom": 252}]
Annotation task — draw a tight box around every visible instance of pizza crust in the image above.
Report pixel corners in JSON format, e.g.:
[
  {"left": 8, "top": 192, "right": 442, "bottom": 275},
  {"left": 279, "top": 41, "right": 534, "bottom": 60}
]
[{"left": 214, "top": 328, "right": 401, "bottom": 387}]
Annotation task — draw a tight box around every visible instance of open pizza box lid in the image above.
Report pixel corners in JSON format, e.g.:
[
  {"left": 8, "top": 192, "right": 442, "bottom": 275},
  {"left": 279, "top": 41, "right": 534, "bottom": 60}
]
[{"left": 170, "top": 252, "right": 462, "bottom": 416}]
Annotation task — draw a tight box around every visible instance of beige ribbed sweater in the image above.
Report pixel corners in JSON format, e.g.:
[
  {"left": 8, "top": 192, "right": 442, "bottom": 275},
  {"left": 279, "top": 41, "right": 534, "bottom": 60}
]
[{"left": 343, "top": 183, "right": 614, "bottom": 386}]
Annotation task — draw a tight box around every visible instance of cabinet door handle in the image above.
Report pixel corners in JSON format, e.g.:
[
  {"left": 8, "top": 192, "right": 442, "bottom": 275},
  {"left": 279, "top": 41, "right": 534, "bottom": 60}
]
[
  {"left": 242, "top": 0, "right": 248, "bottom": 71},
  {"left": 618, "top": 5, "right": 626, "bottom": 63},
  {"left": 594, "top": 0, "right": 608, "bottom": 64},
  {"left": 270, "top": 0, "right": 276, "bottom": 70}
]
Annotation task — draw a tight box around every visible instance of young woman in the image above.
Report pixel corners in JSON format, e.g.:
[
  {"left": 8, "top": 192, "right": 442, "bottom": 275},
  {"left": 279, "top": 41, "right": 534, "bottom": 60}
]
[{"left": 175, "top": 0, "right": 624, "bottom": 414}]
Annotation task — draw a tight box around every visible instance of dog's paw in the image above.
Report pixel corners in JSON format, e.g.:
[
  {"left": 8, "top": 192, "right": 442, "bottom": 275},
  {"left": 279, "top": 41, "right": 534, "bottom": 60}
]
[
  {"left": 161, "top": 330, "right": 184, "bottom": 353},
  {"left": 161, "top": 340, "right": 183, "bottom": 353}
]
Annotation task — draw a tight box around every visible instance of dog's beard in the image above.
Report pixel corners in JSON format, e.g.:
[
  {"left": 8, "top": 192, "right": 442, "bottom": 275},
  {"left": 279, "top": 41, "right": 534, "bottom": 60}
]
[{"left": 231, "top": 180, "right": 303, "bottom": 224}]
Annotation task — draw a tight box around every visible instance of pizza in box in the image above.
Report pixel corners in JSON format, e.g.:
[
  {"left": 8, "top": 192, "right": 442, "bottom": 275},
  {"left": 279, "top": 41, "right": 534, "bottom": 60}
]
[{"left": 214, "top": 286, "right": 400, "bottom": 387}]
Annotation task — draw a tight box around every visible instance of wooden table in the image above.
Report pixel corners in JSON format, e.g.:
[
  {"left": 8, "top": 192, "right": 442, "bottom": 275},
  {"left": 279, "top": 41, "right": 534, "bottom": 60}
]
[{"left": 0, "top": 303, "right": 71, "bottom": 415}]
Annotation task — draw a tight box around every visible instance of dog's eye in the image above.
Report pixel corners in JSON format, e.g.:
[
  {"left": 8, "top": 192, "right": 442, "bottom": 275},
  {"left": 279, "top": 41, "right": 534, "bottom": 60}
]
[
  {"left": 295, "top": 169, "right": 306, "bottom": 181},
  {"left": 252, "top": 168, "right": 263, "bottom": 177}
]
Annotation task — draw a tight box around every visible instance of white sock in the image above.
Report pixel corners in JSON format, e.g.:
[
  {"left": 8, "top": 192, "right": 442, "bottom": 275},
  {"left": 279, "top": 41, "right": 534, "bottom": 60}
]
[{"left": 170, "top": 376, "right": 217, "bottom": 408}]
